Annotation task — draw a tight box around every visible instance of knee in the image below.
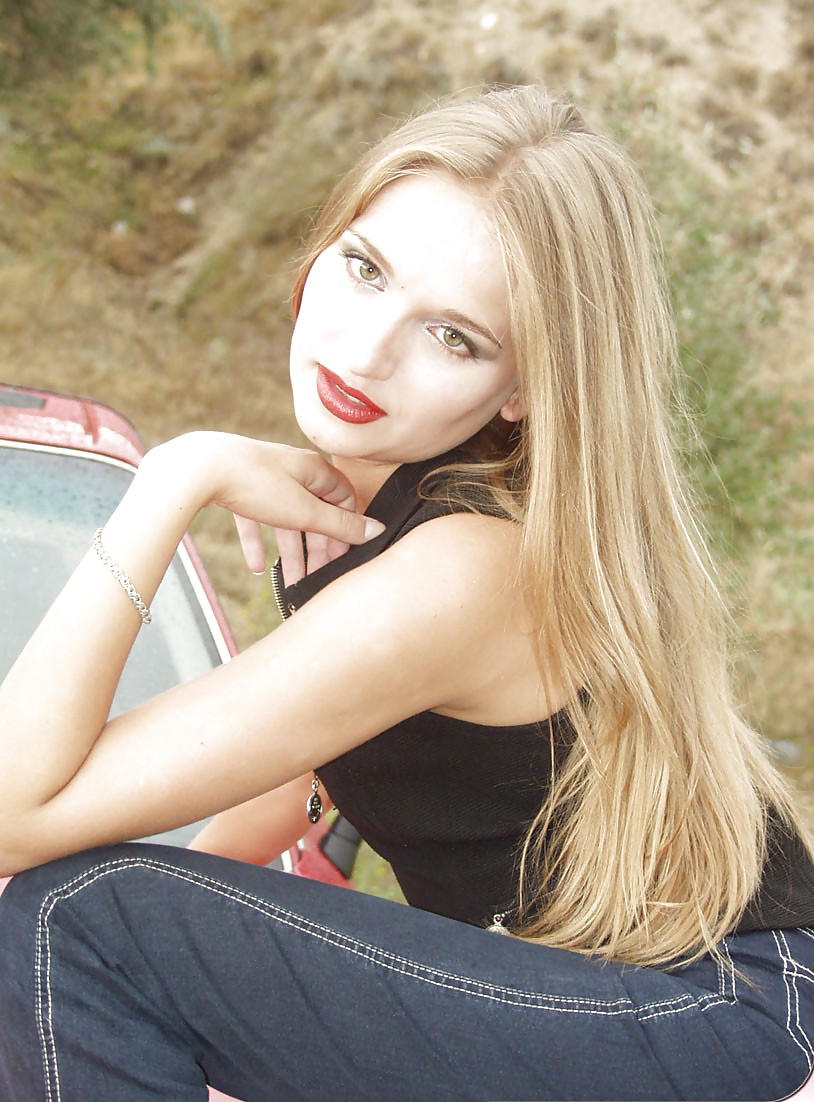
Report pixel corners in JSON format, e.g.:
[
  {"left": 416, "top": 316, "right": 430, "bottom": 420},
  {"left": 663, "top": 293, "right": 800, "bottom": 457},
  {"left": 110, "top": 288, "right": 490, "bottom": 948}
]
[
  {"left": 0, "top": 861, "right": 65, "bottom": 947},
  {"left": 0, "top": 845, "right": 144, "bottom": 960},
  {"left": 0, "top": 859, "right": 75, "bottom": 1046},
  {"left": 0, "top": 848, "right": 140, "bottom": 1092}
]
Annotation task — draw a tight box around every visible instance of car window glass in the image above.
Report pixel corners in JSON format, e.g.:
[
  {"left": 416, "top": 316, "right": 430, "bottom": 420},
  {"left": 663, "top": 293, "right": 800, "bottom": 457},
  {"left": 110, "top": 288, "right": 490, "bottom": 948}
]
[
  {"left": 0, "top": 443, "right": 239, "bottom": 847},
  {"left": 0, "top": 445, "right": 224, "bottom": 714}
]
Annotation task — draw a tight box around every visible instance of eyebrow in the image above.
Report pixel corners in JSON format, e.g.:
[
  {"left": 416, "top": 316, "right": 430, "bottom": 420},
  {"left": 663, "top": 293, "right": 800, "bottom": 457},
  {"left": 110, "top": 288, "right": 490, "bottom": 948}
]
[{"left": 343, "top": 229, "right": 504, "bottom": 350}]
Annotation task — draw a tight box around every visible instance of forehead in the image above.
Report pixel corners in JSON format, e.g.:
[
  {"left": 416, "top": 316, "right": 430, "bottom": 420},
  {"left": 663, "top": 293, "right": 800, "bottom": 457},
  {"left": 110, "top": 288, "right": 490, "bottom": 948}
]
[{"left": 349, "top": 172, "right": 508, "bottom": 313}]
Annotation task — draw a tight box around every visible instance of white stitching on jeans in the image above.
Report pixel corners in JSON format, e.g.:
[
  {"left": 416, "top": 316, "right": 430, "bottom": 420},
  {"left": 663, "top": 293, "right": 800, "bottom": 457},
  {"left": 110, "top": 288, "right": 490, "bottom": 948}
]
[
  {"left": 33, "top": 855, "right": 744, "bottom": 1099},
  {"left": 35, "top": 886, "right": 60, "bottom": 1102},
  {"left": 38, "top": 859, "right": 638, "bottom": 1011},
  {"left": 772, "top": 929, "right": 814, "bottom": 1072},
  {"left": 782, "top": 929, "right": 814, "bottom": 1062},
  {"left": 719, "top": 938, "right": 738, "bottom": 1003}
]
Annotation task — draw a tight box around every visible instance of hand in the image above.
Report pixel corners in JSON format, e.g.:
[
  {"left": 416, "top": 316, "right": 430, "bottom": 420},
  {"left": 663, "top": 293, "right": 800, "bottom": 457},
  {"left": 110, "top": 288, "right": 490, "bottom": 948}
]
[
  {"left": 267, "top": 524, "right": 352, "bottom": 585},
  {"left": 234, "top": 514, "right": 364, "bottom": 583},
  {"left": 159, "top": 433, "right": 383, "bottom": 579}
]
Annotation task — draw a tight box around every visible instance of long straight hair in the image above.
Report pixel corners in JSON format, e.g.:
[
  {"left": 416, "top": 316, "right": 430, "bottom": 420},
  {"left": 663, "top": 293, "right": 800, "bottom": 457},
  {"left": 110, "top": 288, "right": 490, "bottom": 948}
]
[{"left": 291, "top": 85, "right": 806, "bottom": 966}]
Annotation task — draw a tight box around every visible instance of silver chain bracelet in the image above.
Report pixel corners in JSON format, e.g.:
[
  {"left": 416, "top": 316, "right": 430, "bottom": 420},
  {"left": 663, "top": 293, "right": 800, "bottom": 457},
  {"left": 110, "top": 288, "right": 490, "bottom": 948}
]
[{"left": 93, "top": 527, "right": 153, "bottom": 626}]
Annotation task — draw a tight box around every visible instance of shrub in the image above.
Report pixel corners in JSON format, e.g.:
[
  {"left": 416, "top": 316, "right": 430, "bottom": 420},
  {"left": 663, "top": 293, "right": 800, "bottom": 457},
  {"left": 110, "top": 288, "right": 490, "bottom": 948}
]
[{"left": 0, "top": 0, "right": 226, "bottom": 83}]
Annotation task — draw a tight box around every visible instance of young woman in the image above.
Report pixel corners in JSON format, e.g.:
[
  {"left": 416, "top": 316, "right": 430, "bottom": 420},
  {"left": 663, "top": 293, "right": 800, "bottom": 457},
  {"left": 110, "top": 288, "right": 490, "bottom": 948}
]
[{"left": 1, "top": 85, "right": 813, "bottom": 1102}]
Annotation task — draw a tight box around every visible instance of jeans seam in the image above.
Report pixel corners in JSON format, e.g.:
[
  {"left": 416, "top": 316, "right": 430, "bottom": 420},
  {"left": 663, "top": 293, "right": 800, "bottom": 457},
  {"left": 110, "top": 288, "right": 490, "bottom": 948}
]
[
  {"left": 771, "top": 929, "right": 814, "bottom": 1073},
  {"left": 719, "top": 937, "right": 738, "bottom": 1002},
  {"left": 35, "top": 855, "right": 739, "bottom": 1100}
]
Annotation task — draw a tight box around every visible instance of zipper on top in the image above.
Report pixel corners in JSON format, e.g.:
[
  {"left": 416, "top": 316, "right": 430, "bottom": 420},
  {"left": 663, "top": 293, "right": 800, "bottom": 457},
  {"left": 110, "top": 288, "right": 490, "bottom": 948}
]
[{"left": 270, "top": 557, "right": 294, "bottom": 621}]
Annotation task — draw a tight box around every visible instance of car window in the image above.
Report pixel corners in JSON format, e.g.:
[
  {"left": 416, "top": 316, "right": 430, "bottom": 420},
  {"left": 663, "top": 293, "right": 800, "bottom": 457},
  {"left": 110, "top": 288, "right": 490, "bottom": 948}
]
[
  {"left": 1, "top": 443, "right": 237, "bottom": 847},
  {"left": 0, "top": 443, "right": 227, "bottom": 711}
]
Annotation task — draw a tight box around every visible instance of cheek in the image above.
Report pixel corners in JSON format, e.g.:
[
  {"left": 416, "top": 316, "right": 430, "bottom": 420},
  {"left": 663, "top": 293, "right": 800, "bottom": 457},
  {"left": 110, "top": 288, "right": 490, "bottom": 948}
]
[
  {"left": 415, "top": 389, "right": 496, "bottom": 437},
  {"left": 293, "top": 280, "right": 321, "bottom": 338},
  {"left": 295, "top": 263, "right": 360, "bottom": 349},
  {"left": 294, "top": 254, "right": 335, "bottom": 319},
  {"left": 451, "top": 369, "right": 515, "bottom": 410}
]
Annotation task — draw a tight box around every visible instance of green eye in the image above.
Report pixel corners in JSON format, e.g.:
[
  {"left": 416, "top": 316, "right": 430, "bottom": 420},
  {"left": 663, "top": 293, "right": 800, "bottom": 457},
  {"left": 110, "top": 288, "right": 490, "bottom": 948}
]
[
  {"left": 428, "top": 323, "right": 478, "bottom": 359},
  {"left": 358, "top": 260, "right": 380, "bottom": 282}
]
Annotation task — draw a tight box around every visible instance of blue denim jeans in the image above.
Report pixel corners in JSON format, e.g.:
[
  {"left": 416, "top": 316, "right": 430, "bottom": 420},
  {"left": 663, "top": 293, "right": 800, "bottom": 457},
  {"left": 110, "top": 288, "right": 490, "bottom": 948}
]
[{"left": 0, "top": 843, "right": 812, "bottom": 1101}]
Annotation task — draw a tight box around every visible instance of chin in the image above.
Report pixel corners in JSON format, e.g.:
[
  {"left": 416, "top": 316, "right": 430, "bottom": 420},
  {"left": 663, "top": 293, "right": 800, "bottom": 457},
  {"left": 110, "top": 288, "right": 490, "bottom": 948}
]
[
  {"left": 293, "top": 411, "right": 364, "bottom": 459},
  {"left": 290, "top": 394, "right": 327, "bottom": 446}
]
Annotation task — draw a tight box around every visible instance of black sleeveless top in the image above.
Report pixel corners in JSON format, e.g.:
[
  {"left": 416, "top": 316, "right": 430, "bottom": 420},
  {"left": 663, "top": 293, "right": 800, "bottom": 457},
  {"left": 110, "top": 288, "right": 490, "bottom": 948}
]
[{"left": 276, "top": 451, "right": 814, "bottom": 934}]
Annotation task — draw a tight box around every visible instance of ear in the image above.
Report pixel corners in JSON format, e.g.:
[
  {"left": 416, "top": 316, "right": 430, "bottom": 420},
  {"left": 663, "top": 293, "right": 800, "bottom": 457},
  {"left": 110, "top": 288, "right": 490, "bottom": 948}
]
[{"left": 499, "top": 389, "right": 525, "bottom": 423}]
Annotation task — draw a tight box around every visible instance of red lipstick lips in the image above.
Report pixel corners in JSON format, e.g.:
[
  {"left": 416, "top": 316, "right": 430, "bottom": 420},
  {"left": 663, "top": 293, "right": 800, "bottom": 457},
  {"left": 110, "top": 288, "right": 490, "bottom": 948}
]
[{"left": 316, "top": 365, "right": 387, "bottom": 424}]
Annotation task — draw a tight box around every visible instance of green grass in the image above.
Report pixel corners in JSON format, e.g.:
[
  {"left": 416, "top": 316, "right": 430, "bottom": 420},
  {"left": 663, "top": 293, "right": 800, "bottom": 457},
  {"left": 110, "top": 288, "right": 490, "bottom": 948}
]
[{"left": 353, "top": 842, "right": 406, "bottom": 905}]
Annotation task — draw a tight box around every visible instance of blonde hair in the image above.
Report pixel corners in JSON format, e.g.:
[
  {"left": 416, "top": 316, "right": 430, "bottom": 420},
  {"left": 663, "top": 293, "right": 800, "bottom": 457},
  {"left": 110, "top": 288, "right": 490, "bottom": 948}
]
[{"left": 291, "top": 86, "right": 806, "bottom": 967}]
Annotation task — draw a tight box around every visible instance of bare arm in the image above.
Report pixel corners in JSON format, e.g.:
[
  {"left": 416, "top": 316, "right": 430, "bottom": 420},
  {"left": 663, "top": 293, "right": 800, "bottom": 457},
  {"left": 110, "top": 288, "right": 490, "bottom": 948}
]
[
  {"left": 0, "top": 431, "right": 377, "bottom": 870},
  {"left": 187, "top": 775, "right": 334, "bottom": 864},
  {"left": 0, "top": 430, "right": 532, "bottom": 875}
]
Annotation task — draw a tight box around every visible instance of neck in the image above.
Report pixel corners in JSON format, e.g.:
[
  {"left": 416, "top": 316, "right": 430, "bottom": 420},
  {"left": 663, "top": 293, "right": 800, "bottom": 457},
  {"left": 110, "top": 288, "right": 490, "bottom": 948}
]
[{"left": 330, "top": 456, "right": 400, "bottom": 512}]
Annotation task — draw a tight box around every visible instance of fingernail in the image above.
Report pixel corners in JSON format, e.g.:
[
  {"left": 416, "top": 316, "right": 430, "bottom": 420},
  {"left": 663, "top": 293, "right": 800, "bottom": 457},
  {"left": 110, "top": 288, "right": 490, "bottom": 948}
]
[
  {"left": 363, "top": 518, "right": 386, "bottom": 540},
  {"left": 251, "top": 569, "right": 265, "bottom": 576}
]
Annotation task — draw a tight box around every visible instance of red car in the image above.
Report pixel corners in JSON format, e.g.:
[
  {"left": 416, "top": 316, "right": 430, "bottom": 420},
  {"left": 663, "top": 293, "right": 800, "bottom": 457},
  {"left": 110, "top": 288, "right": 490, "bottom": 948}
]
[{"left": 0, "top": 383, "right": 359, "bottom": 1102}]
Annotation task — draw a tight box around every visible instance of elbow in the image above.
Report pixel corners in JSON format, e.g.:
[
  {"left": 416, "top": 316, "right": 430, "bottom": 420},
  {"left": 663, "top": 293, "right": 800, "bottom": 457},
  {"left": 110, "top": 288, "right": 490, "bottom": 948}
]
[
  {"left": 0, "top": 847, "right": 56, "bottom": 879},
  {"left": 0, "top": 841, "right": 32, "bottom": 879},
  {"left": 0, "top": 824, "right": 22, "bottom": 877},
  {"left": 0, "top": 852, "right": 29, "bottom": 879},
  {"left": 0, "top": 815, "right": 51, "bottom": 878}
]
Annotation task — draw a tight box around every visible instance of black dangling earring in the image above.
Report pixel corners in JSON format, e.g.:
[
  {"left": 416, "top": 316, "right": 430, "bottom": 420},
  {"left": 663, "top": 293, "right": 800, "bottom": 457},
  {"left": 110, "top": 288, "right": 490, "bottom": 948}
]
[{"left": 306, "top": 773, "right": 323, "bottom": 824}]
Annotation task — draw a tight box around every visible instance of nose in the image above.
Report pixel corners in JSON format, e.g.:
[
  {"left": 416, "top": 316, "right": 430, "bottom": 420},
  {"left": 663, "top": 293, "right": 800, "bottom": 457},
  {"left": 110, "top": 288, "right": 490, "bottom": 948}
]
[{"left": 334, "top": 297, "right": 403, "bottom": 384}]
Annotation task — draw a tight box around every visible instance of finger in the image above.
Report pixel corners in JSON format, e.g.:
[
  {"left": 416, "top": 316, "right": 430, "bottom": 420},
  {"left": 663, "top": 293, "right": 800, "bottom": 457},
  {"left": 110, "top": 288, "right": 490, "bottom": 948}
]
[
  {"left": 325, "top": 535, "right": 352, "bottom": 564},
  {"left": 295, "top": 491, "right": 385, "bottom": 548},
  {"left": 301, "top": 531, "right": 354, "bottom": 574},
  {"left": 302, "top": 531, "right": 332, "bottom": 575},
  {"left": 298, "top": 456, "right": 359, "bottom": 513},
  {"left": 275, "top": 527, "right": 307, "bottom": 586},
  {"left": 234, "top": 515, "right": 266, "bottom": 574}
]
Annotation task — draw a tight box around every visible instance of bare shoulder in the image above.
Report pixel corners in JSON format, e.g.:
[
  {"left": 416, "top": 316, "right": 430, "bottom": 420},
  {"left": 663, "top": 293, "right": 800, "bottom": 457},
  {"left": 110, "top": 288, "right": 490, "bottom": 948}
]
[
  {"left": 287, "top": 511, "right": 548, "bottom": 726},
  {"left": 380, "top": 510, "right": 523, "bottom": 604},
  {"left": 309, "top": 510, "right": 526, "bottom": 640}
]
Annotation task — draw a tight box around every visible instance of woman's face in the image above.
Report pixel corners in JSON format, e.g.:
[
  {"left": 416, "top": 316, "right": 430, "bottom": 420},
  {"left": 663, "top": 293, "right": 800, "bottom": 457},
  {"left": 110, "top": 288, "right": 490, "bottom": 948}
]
[{"left": 289, "top": 171, "right": 521, "bottom": 488}]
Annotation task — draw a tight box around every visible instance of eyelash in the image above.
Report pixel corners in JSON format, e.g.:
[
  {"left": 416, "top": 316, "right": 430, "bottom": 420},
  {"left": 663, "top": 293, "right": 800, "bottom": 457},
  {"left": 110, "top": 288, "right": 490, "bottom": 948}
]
[
  {"left": 339, "top": 245, "right": 479, "bottom": 361},
  {"left": 427, "top": 324, "right": 478, "bottom": 360},
  {"left": 341, "top": 248, "right": 383, "bottom": 287}
]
